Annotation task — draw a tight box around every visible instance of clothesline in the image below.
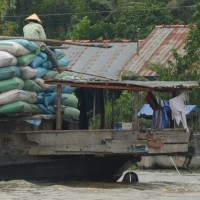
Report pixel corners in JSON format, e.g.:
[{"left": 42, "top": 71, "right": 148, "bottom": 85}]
[{"left": 144, "top": 91, "right": 190, "bottom": 132}]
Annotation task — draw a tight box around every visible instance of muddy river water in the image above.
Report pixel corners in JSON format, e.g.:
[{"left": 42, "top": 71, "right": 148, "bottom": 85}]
[{"left": 0, "top": 170, "right": 199, "bottom": 200}]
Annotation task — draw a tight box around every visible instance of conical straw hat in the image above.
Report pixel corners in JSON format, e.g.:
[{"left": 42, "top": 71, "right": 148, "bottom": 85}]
[{"left": 25, "top": 13, "right": 42, "bottom": 23}]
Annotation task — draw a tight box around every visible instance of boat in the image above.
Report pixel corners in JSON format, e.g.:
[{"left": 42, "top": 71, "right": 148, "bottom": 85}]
[
  {"left": 138, "top": 104, "right": 200, "bottom": 169},
  {"left": 0, "top": 79, "right": 197, "bottom": 182}
]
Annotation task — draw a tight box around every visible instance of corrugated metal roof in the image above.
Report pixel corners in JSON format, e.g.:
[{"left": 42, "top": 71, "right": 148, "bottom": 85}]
[
  {"left": 62, "top": 42, "right": 138, "bottom": 80},
  {"left": 62, "top": 25, "right": 189, "bottom": 80},
  {"left": 123, "top": 25, "right": 189, "bottom": 76},
  {"left": 46, "top": 79, "right": 198, "bottom": 92}
]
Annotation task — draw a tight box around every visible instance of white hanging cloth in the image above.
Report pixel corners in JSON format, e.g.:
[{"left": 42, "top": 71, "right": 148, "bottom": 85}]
[{"left": 169, "top": 92, "right": 189, "bottom": 132}]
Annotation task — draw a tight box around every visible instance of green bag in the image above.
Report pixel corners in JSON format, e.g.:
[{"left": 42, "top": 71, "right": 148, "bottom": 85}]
[
  {"left": 63, "top": 106, "right": 80, "bottom": 121},
  {"left": 17, "top": 51, "right": 39, "bottom": 66},
  {"left": 0, "top": 77, "right": 24, "bottom": 93},
  {"left": 59, "top": 93, "right": 78, "bottom": 108},
  {"left": 0, "top": 101, "right": 42, "bottom": 114},
  {"left": 0, "top": 101, "right": 27, "bottom": 113},
  {"left": 23, "top": 80, "right": 43, "bottom": 92},
  {"left": 0, "top": 66, "right": 21, "bottom": 81}
]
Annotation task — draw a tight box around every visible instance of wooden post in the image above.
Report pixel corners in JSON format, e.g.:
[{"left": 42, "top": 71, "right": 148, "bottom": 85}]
[
  {"left": 111, "top": 91, "right": 114, "bottom": 128},
  {"left": 132, "top": 91, "right": 139, "bottom": 131},
  {"left": 100, "top": 89, "right": 105, "bottom": 129},
  {"left": 56, "top": 85, "right": 62, "bottom": 130},
  {"left": 93, "top": 90, "right": 96, "bottom": 118}
]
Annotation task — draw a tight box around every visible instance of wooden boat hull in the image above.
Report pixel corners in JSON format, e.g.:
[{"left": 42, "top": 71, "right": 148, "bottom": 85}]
[
  {"left": 0, "top": 118, "right": 192, "bottom": 181},
  {"left": 0, "top": 155, "right": 141, "bottom": 181}
]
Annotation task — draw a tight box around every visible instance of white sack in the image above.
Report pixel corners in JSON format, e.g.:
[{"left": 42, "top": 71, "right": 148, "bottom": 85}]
[
  {"left": 19, "top": 66, "right": 38, "bottom": 80},
  {"left": 0, "top": 51, "right": 17, "bottom": 67},
  {"left": 34, "top": 78, "right": 51, "bottom": 90},
  {"left": 0, "top": 41, "right": 30, "bottom": 56},
  {"left": 0, "top": 89, "right": 38, "bottom": 105}
]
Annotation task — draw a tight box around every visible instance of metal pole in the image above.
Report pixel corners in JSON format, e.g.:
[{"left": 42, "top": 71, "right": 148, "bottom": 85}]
[
  {"left": 169, "top": 156, "right": 181, "bottom": 175},
  {"left": 66, "top": 69, "right": 117, "bottom": 81}
]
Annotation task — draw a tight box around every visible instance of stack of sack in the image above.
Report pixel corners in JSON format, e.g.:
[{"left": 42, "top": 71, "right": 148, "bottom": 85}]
[{"left": 0, "top": 39, "right": 80, "bottom": 123}]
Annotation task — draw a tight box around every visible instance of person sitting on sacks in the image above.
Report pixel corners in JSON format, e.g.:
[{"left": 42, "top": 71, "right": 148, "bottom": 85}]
[{"left": 23, "top": 13, "right": 65, "bottom": 73}]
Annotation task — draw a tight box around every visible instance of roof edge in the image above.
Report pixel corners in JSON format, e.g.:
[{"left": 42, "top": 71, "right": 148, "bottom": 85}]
[
  {"left": 64, "top": 39, "right": 144, "bottom": 44},
  {"left": 155, "top": 24, "right": 189, "bottom": 28}
]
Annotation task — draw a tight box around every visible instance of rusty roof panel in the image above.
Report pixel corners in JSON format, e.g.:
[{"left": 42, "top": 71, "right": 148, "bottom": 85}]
[
  {"left": 123, "top": 25, "right": 189, "bottom": 77},
  {"left": 62, "top": 42, "right": 138, "bottom": 80}
]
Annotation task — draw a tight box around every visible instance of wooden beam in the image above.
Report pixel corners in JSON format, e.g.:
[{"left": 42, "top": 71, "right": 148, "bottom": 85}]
[
  {"left": 0, "top": 36, "right": 112, "bottom": 48},
  {"left": 48, "top": 46, "right": 70, "bottom": 49}
]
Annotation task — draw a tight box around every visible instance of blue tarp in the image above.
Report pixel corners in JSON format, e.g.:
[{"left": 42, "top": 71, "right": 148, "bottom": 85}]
[{"left": 138, "top": 104, "right": 200, "bottom": 118}]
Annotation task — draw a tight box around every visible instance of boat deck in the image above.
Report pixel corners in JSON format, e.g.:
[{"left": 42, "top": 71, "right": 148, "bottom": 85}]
[{"left": 20, "top": 128, "right": 191, "bottom": 156}]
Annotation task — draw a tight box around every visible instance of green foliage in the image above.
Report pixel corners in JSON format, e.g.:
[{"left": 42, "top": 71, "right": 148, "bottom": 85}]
[
  {"left": 149, "top": 2, "right": 200, "bottom": 106},
  {"left": 68, "top": 15, "right": 115, "bottom": 40},
  {"left": 113, "top": 91, "right": 133, "bottom": 123},
  {"left": 88, "top": 0, "right": 112, "bottom": 20},
  {"left": 164, "top": 3, "right": 200, "bottom": 78},
  {"left": 149, "top": 49, "right": 195, "bottom": 82},
  {"left": 105, "top": 99, "right": 114, "bottom": 128},
  {"left": 89, "top": 89, "right": 150, "bottom": 129},
  {"left": 138, "top": 118, "right": 152, "bottom": 129},
  {"left": 0, "top": 0, "right": 8, "bottom": 17},
  {"left": 120, "top": 70, "right": 150, "bottom": 81},
  {"left": 0, "top": 0, "right": 16, "bottom": 17},
  {"left": 68, "top": 0, "right": 182, "bottom": 40},
  {"left": 0, "top": 21, "right": 18, "bottom": 35},
  {"left": 89, "top": 91, "right": 134, "bottom": 129},
  {"left": 184, "top": 3, "right": 200, "bottom": 65},
  {"left": 88, "top": 74, "right": 150, "bottom": 130},
  {"left": 1, "top": 0, "right": 197, "bottom": 40},
  {"left": 114, "top": 3, "right": 180, "bottom": 39},
  {"left": 91, "top": 21, "right": 114, "bottom": 40},
  {"left": 70, "top": 16, "right": 91, "bottom": 39},
  {"left": 89, "top": 114, "right": 101, "bottom": 129},
  {"left": 0, "top": 0, "right": 18, "bottom": 36},
  {"left": 167, "top": 0, "right": 198, "bottom": 24},
  {"left": 14, "top": 0, "right": 72, "bottom": 38}
]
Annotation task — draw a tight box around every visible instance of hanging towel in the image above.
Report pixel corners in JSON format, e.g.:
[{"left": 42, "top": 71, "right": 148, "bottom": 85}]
[{"left": 169, "top": 92, "right": 189, "bottom": 132}]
